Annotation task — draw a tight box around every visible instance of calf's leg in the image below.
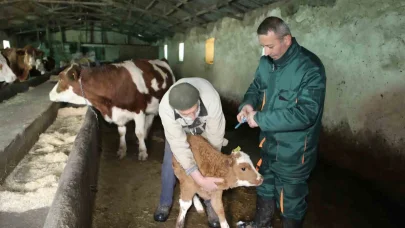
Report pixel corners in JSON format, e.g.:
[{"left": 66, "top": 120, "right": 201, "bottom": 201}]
[
  {"left": 176, "top": 185, "right": 196, "bottom": 228},
  {"left": 211, "top": 191, "right": 229, "bottom": 228},
  {"left": 134, "top": 112, "right": 148, "bottom": 160},
  {"left": 193, "top": 195, "right": 204, "bottom": 214},
  {"left": 117, "top": 125, "right": 127, "bottom": 159}
]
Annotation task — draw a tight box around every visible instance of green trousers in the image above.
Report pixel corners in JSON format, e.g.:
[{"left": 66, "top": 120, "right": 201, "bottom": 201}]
[{"left": 256, "top": 157, "right": 314, "bottom": 221}]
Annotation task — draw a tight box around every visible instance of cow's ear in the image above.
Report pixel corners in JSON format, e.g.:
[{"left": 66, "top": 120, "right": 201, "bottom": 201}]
[
  {"left": 16, "top": 49, "right": 26, "bottom": 56},
  {"left": 68, "top": 72, "right": 78, "bottom": 81},
  {"left": 225, "top": 158, "right": 233, "bottom": 167},
  {"left": 67, "top": 69, "right": 79, "bottom": 81}
]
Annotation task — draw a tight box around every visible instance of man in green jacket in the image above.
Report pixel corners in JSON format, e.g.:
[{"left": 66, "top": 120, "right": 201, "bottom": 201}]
[{"left": 236, "top": 17, "right": 326, "bottom": 228}]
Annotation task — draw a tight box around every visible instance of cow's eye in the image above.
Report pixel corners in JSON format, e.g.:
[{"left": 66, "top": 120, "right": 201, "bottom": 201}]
[{"left": 241, "top": 167, "right": 246, "bottom": 171}]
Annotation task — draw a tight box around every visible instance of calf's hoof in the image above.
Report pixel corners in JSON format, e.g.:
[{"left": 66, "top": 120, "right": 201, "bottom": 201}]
[
  {"left": 138, "top": 151, "right": 148, "bottom": 160},
  {"left": 208, "top": 219, "right": 221, "bottom": 228},
  {"left": 117, "top": 148, "right": 127, "bottom": 159},
  {"left": 153, "top": 205, "right": 171, "bottom": 222},
  {"left": 205, "top": 200, "right": 220, "bottom": 228}
]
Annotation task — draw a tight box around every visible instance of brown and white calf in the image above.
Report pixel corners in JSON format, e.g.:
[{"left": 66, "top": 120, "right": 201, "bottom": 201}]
[
  {"left": 1, "top": 47, "right": 36, "bottom": 82},
  {"left": 172, "top": 135, "right": 264, "bottom": 228},
  {"left": 49, "top": 58, "right": 175, "bottom": 160}
]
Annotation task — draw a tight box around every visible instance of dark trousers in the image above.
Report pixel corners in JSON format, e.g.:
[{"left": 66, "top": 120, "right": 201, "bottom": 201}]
[{"left": 158, "top": 140, "right": 177, "bottom": 206}]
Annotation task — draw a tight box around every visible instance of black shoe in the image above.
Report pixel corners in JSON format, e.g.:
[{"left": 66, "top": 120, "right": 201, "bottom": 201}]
[
  {"left": 282, "top": 217, "right": 302, "bottom": 228},
  {"left": 204, "top": 200, "right": 220, "bottom": 228},
  {"left": 153, "top": 205, "right": 171, "bottom": 222},
  {"left": 235, "top": 195, "right": 275, "bottom": 228},
  {"left": 253, "top": 196, "right": 275, "bottom": 227}
]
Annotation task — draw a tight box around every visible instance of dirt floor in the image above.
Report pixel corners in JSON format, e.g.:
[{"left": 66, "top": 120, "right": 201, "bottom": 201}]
[{"left": 92, "top": 117, "right": 402, "bottom": 228}]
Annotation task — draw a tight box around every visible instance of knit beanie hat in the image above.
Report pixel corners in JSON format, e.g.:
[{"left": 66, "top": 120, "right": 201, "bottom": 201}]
[{"left": 169, "top": 82, "right": 200, "bottom": 110}]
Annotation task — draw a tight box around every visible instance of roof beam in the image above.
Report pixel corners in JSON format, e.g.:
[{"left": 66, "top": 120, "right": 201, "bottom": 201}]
[
  {"left": 109, "top": 1, "right": 192, "bottom": 29},
  {"left": 247, "top": 0, "right": 264, "bottom": 7},
  {"left": 33, "top": 0, "right": 111, "bottom": 6},
  {"left": 0, "top": 0, "right": 24, "bottom": 5},
  {"left": 169, "top": 0, "right": 242, "bottom": 29},
  {"left": 131, "top": 0, "right": 158, "bottom": 26},
  {"left": 159, "top": 0, "right": 208, "bottom": 24}
]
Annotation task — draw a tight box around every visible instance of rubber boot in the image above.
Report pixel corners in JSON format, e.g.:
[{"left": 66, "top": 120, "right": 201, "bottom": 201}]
[
  {"left": 236, "top": 196, "right": 275, "bottom": 228},
  {"left": 204, "top": 200, "right": 220, "bottom": 228},
  {"left": 282, "top": 217, "right": 303, "bottom": 228},
  {"left": 153, "top": 205, "right": 171, "bottom": 222}
]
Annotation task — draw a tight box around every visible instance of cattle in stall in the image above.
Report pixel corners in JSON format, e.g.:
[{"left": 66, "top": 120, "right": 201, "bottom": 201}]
[
  {"left": 49, "top": 58, "right": 176, "bottom": 160},
  {"left": 23, "top": 45, "right": 44, "bottom": 66},
  {"left": 35, "top": 59, "right": 46, "bottom": 75},
  {"left": 43, "top": 56, "right": 55, "bottom": 72},
  {"left": 172, "top": 135, "right": 264, "bottom": 228},
  {"left": 0, "top": 52, "right": 17, "bottom": 84},
  {"left": 1, "top": 48, "right": 35, "bottom": 81}
]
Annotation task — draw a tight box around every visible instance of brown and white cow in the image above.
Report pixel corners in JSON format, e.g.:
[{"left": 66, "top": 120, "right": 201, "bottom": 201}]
[
  {"left": 173, "top": 135, "right": 263, "bottom": 228},
  {"left": 49, "top": 58, "right": 175, "bottom": 160},
  {"left": 1, "top": 47, "right": 36, "bottom": 81},
  {"left": 0, "top": 52, "right": 17, "bottom": 83}
]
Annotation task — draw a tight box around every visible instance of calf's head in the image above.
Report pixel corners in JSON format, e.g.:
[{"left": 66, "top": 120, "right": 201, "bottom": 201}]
[
  {"left": 49, "top": 63, "right": 87, "bottom": 104},
  {"left": 229, "top": 151, "right": 263, "bottom": 187}
]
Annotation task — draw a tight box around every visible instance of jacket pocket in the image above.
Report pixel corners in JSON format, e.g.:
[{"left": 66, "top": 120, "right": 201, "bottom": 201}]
[
  {"left": 275, "top": 133, "right": 310, "bottom": 165},
  {"left": 273, "top": 89, "right": 297, "bottom": 110}
]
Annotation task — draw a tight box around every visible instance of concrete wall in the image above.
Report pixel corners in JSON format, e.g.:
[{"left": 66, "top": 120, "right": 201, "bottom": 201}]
[{"left": 159, "top": 0, "right": 405, "bottom": 199}]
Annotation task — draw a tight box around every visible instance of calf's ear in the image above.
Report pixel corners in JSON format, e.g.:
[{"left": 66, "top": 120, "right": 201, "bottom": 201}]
[{"left": 225, "top": 158, "right": 233, "bottom": 167}]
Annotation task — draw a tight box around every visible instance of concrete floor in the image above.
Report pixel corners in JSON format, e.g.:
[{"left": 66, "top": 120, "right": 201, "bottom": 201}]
[
  {"left": 0, "top": 81, "right": 60, "bottom": 228},
  {"left": 92, "top": 117, "right": 401, "bottom": 228}
]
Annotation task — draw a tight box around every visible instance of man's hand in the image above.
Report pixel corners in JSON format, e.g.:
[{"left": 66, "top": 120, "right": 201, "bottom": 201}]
[
  {"left": 247, "top": 111, "right": 258, "bottom": 128},
  {"left": 237, "top": 105, "right": 254, "bottom": 123},
  {"left": 190, "top": 169, "right": 224, "bottom": 191},
  {"left": 198, "top": 177, "right": 224, "bottom": 191}
]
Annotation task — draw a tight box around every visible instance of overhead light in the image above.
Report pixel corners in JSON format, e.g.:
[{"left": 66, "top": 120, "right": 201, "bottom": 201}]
[
  {"left": 9, "top": 19, "right": 24, "bottom": 25},
  {"left": 138, "top": 34, "right": 143, "bottom": 37},
  {"left": 25, "top": 15, "right": 39, "bottom": 20}
]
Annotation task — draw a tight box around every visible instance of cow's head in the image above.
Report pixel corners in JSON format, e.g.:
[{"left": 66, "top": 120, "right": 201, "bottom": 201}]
[
  {"left": 16, "top": 49, "right": 34, "bottom": 70},
  {"left": 23, "top": 45, "right": 43, "bottom": 67},
  {"left": 229, "top": 151, "right": 263, "bottom": 187},
  {"left": 49, "top": 63, "right": 88, "bottom": 105},
  {"left": 0, "top": 54, "right": 17, "bottom": 83}
]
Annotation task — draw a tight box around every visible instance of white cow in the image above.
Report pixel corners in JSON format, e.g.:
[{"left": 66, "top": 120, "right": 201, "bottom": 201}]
[{"left": 0, "top": 53, "right": 17, "bottom": 83}]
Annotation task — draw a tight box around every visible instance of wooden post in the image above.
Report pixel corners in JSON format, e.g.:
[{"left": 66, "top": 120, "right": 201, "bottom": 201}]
[
  {"left": 36, "top": 24, "right": 40, "bottom": 44},
  {"left": 46, "top": 26, "right": 53, "bottom": 56},
  {"left": 90, "top": 22, "right": 94, "bottom": 44}
]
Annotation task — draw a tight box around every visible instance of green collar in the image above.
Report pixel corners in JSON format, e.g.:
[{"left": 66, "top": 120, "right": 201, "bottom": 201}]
[{"left": 272, "top": 37, "right": 300, "bottom": 67}]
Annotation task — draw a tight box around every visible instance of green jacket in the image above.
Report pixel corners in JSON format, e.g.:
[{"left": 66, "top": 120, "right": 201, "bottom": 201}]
[{"left": 239, "top": 38, "right": 326, "bottom": 175}]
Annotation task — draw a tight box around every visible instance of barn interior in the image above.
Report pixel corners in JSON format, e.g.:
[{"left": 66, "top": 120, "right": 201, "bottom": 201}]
[{"left": 0, "top": 0, "right": 404, "bottom": 228}]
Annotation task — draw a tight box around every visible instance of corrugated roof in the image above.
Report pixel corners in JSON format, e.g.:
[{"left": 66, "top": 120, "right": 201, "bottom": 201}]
[{"left": 0, "top": 0, "right": 281, "bottom": 43}]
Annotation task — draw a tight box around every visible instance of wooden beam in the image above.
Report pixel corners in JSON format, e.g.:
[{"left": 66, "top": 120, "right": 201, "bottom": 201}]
[
  {"left": 231, "top": 2, "right": 250, "bottom": 12},
  {"left": 0, "top": 0, "right": 24, "bottom": 5},
  {"left": 247, "top": 0, "right": 264, "bottom": 7},
  {"left": 33, "top": 0, "right": 111, "bottom": 6},
  {"left": 110, "top": 1, "right": 193, "bottom": 29},
  {"left": 168, "top": 0, "right": 242, "bottom": 29},
  {"left": 159, "top": 0, "right": 208, "bottom": 24},
  {"left": 131, "top": 0, "right": 158, "bottom": 25}
]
